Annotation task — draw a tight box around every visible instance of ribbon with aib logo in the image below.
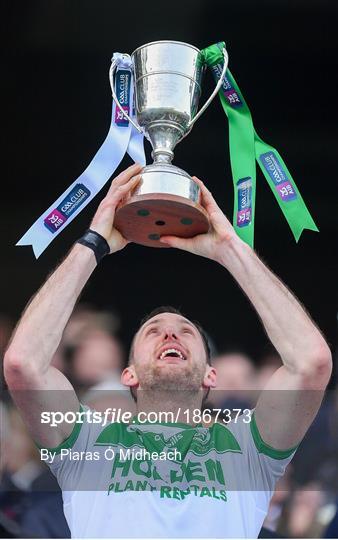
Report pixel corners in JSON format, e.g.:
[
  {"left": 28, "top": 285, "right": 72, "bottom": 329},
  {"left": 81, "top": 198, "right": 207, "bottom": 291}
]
[
  {"left": 202, "top": 42, "right": 318, "bottom": 247},
  {"left": 17, "top": 53, "right": 146, "bottom": 258}
]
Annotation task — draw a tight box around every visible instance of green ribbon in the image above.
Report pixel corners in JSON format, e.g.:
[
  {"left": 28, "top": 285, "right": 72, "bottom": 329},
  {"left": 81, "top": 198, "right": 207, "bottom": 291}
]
[{"left": 201, "top": 42, "right": 318, "bottom": 247}]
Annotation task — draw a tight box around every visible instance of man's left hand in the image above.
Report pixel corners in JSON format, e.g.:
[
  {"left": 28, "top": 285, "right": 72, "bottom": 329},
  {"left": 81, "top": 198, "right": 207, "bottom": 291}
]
[{"left": 160, "top": 176, "right": 240, "bottom": 262}]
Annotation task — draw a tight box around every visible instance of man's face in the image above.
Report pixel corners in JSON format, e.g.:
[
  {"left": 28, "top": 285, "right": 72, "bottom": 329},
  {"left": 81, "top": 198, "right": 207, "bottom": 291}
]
[{"left": 126, "top": 313, "right": 213, "bottom": 393}]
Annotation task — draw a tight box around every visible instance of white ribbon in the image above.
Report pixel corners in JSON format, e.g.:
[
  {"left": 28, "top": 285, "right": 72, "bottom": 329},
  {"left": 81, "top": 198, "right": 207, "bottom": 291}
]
[{"left": 17, "top": 53, "right": 145, "bottom": 258}]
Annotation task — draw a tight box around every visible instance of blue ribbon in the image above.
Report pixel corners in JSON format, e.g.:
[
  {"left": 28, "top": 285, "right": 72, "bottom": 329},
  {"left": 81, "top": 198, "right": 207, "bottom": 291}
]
[{"left": 17, "top": 53, "right": 145, "bottom": 258}]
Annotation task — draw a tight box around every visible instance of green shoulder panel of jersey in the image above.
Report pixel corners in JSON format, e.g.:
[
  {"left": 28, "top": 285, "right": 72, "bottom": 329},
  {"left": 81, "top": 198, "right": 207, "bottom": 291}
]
[{"left": 250, "top": 412, "right": 298, "bottom": 460}]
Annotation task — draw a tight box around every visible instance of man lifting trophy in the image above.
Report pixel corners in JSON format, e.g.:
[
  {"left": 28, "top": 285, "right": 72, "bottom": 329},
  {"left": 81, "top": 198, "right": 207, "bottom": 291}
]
[{"left": 7, "top": 38, "right": 332, "bottom": 539}]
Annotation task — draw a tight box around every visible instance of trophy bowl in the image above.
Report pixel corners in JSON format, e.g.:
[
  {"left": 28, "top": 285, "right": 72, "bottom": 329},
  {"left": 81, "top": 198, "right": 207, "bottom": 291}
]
[{"left": 111, "top": 40, "right": 228, "bottom": 247}]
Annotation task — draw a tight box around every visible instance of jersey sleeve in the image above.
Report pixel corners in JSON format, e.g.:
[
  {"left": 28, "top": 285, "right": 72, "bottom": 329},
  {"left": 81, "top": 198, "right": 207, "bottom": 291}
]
[
  {"left": 39, "top": 404, "right": 103, "bottom": 492},
  {"left": 227, "top": 410, "right": 297, "bottom": 510}
]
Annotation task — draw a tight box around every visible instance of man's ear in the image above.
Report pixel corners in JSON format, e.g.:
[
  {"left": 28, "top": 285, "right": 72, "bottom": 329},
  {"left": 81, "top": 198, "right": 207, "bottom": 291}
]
[
  {"left": 202, "top": 366, "right": 217, "bottom": 389},
  {"left": 121, "top": 366, "right": 139, "bottom": 389}
]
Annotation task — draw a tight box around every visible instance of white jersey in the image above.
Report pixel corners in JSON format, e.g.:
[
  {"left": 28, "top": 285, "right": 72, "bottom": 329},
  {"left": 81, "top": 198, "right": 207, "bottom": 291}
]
[{"left": 44, "top": 407, "right": 296, "bottom": 538}]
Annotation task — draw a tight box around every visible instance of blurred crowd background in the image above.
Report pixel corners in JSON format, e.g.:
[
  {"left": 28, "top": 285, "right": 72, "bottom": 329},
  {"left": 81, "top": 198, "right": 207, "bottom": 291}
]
[
  {"left": 1, "top": 305, "right": 338, "bottom": 538},
  {"left": 2, "top": 0, "right": 337, "bottom": 538}
]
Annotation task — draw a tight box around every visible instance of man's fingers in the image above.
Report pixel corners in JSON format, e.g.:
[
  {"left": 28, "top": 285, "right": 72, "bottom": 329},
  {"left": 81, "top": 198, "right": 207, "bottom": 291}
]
[
  {"left": 192, "top": 176, "right": 219, "bottom": 211},
  {"left": 109, "top": 163, "right": 143, "bottom": 191},
  {"left": 106, "top": 174, "right": 141, "bottom": 204},
  {"left": 91, "top": 170, "right": 142, "bottom": 236},
  {"left": 116, "top": 173, "right": 141, "bottom": 191},
  {"left": 192, "top": 175, "right": 233, "bottom": 234},
  {"left": 114, "top": 174, "right": 141, "bottom": 196},
  {"left": 160, "top": 235, "right": 193, "bottom": 251},
  {"left": 192, "top": 175, "right": 206, "bottom": 188},
  {"left": 93, "top": 175, "right": 141, "bottom": 228},
  {"left": 115, "top": 162, "right": 142, "bottom": 181},
  {"left": 192, "top": 176, "right": 214, "bottom": 201}
]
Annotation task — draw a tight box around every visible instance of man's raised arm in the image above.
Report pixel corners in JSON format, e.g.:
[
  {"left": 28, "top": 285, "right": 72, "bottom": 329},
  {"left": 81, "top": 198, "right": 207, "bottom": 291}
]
[
  {"left": 4, "top": 163, "right": 142, "bottom": 449},
  {"left": 160, "top": 175, "right": 332, "bottom": 450}
]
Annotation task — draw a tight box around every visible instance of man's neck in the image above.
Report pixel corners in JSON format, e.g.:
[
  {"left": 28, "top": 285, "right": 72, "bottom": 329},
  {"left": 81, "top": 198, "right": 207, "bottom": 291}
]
[{"left": 136, "top": 389, "right": 204, "bottom": 425}]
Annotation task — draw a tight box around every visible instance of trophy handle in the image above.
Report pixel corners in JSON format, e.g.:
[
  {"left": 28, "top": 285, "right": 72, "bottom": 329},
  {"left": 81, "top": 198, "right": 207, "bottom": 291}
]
[
  {"left": 187, "top": 47, "right": 228, "bottom": 130},
  {"left": 109, "top": 58, "right": 144, "bottom": 134}
]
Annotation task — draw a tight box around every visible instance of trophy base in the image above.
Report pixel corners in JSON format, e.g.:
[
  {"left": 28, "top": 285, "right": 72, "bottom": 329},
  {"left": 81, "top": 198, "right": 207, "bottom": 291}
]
[{"left": 114, "top": 164, "right": 210, "bottom": 248}]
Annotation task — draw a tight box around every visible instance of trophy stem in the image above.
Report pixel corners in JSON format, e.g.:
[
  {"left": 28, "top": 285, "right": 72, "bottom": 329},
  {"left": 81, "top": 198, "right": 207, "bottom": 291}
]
[
  {"left": 151, "top": 150, "right": 174, "bottom": 163},
  {"left": 147, "top": 121, "right": 183, "bottom": 165}
]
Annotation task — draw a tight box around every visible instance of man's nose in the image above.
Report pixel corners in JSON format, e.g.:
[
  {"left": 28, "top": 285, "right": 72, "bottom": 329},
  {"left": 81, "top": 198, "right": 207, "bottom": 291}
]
[{"left": 163, "top": 328, "right": 178, "bottom": 340}]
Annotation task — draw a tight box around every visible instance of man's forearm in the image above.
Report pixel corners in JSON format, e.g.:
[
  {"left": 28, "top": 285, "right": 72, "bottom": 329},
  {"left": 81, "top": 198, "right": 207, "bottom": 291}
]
[
  {"left": 7, "top": 243, "right": 97, "bottom": 374},
  {"left": 218, "top": 238, "right": 330, "bottom": 374}
]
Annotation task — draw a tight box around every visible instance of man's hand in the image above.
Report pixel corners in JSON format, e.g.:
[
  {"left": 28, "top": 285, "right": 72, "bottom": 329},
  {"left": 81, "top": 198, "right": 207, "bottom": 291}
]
[
  {"left": 90, "top": 162, "right": 142, "bottom": 253},
  {"left": 160, "top": 176, "right": 239, "bottom": 262}
]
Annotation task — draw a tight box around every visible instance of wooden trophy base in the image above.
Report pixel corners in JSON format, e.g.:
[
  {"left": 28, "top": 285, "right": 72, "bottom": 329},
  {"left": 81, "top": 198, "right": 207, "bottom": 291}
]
[{"left": 114, "top": 193, "right": 210, "bottom": 248}]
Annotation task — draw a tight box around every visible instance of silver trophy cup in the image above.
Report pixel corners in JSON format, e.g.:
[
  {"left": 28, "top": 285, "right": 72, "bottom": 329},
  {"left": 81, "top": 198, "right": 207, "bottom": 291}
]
[{"left": 110, "top": 40, "right": 228, "bottom": 247}]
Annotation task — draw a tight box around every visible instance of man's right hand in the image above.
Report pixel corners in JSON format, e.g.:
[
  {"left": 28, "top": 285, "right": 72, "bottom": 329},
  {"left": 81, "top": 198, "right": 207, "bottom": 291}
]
[{"left": 90, "top": 163, "right": 142, "bottom": 253}]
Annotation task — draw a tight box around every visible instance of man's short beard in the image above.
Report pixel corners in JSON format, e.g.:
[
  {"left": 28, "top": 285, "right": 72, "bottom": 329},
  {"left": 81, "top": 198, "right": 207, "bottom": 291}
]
[{"left": 135, "top": 361, "right": 205, "bottom": 393}]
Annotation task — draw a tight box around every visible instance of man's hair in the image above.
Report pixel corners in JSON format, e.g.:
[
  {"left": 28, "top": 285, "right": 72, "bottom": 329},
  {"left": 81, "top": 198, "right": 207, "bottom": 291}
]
[{"left": 129, "top": 305, "right": 211, "bottom": 365}]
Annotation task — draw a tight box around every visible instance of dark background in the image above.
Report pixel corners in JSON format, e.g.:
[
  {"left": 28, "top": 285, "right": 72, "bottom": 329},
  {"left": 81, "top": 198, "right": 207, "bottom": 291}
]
[{"left": 2, "top": 0, "right": 337, "bottom": 361}]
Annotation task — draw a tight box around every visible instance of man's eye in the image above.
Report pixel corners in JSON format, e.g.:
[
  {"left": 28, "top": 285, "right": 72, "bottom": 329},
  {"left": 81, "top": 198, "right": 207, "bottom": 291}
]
[
  {"left": 146, "top": 328, "right": 158, "bottom": 335},
  {"left": 182, "top": 328, "right": 193, "bottom": 335}
]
